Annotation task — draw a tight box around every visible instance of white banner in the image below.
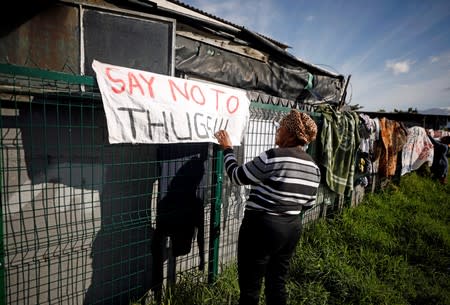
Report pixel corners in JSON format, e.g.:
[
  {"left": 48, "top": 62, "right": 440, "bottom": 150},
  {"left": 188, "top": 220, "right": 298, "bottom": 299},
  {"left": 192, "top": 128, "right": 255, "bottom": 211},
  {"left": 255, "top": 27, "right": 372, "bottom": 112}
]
[{"left": 92, "top": 60, "right": 250, "bottom": 145}]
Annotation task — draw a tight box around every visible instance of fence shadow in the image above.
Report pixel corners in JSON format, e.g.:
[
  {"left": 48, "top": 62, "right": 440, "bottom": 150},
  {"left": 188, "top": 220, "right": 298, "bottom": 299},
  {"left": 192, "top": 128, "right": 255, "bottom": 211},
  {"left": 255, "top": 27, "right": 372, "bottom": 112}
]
[
  {"left": 151, "top": 144, "right": 208, "bottom": 303},
  {"left": 6, "top": 103, "right": 158, "bottom": 305}
]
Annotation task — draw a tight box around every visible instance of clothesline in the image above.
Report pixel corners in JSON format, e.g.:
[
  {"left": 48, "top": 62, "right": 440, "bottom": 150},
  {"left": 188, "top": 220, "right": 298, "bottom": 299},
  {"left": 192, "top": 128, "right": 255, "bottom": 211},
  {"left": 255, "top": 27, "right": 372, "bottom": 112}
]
[{"left": 315, "top": 105, "right": 449, "bottom": 194}]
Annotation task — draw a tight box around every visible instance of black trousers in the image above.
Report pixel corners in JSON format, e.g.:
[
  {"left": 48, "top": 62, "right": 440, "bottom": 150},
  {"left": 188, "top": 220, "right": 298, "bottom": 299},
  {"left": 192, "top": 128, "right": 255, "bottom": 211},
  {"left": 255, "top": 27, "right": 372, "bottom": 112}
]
[{"left": 238, "top": 210, "right": 302, "bottom": 305}]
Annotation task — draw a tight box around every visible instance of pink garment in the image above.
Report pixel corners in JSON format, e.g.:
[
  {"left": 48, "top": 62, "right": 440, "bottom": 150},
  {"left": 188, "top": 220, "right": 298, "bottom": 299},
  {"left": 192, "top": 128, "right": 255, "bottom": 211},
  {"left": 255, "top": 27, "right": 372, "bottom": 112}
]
[
  {"left": 401, "top": 126, "right": 434, "bottom": 176},
  {"left": 428, "top": 129, "right": 450, "bottom": 139}
]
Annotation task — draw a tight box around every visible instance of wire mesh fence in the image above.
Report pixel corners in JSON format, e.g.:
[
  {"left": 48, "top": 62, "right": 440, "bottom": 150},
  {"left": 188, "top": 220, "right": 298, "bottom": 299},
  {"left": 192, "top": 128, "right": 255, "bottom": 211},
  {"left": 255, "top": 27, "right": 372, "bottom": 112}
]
[{"left": 0, "top": 64, "right": 346, "bottom": 305}]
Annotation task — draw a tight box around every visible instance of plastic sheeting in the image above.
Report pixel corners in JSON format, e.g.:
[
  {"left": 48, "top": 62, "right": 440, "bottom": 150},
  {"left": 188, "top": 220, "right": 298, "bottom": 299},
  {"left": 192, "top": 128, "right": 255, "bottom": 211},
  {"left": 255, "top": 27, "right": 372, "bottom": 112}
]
[{"left": 175, "top": 36, "right": 344, "bottom": 105}]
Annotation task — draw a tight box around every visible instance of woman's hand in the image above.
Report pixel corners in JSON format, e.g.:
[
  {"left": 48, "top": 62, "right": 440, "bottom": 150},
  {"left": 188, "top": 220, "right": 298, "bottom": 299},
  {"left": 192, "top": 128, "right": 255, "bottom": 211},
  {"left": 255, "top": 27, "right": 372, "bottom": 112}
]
[{"left": 214, "top": 130, "right": 233, "bottom": 150}]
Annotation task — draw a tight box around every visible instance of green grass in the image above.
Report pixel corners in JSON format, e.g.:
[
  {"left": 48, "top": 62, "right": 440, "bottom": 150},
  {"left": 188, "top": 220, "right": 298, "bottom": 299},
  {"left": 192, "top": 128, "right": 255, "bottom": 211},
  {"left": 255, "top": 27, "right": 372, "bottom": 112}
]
[
  {"left": 291, "top": 173, "right": 450, "bottom": 305},
  {"left": 141, "top": 172, "right": 450, "bottom": 305}
]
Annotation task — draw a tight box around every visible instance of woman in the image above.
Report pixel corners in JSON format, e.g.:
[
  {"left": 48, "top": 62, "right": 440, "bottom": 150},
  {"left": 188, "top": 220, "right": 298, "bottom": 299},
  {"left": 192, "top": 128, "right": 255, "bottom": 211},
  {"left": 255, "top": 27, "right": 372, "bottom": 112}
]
[{"left": 215, "top": 109, "right": 321, "bottom": 305}]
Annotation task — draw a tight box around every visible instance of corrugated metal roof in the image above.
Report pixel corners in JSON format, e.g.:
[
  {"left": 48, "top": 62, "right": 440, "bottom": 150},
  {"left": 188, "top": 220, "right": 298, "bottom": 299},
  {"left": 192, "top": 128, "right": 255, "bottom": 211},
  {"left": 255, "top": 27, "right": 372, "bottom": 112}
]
[
  {"left": 128, "top": 0, "right": 342, "bottom": 78},
  {"left": 166, "top": 0, "right": 291, "bottom": 50}
]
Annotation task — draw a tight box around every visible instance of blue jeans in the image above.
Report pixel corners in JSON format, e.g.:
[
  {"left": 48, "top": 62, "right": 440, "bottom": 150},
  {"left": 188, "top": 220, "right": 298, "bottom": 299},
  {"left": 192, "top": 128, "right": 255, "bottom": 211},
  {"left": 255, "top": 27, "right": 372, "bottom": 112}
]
[{"left": 238, "top": 210, "right": 302, "bottom": 305}]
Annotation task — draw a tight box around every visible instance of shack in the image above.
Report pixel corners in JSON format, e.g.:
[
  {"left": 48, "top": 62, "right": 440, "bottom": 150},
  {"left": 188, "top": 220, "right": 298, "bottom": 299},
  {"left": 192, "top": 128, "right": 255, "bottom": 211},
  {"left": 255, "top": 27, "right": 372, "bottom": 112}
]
[{"left": 0, "top": 1, "right": 346, "bottom": 304}]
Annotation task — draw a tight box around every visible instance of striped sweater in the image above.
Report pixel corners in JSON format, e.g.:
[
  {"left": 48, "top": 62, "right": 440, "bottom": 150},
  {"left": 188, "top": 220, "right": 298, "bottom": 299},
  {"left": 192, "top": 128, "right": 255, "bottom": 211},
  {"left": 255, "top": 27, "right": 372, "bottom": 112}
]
[{"left": 223, "top": 146, "right": 321, "bottom": 214}]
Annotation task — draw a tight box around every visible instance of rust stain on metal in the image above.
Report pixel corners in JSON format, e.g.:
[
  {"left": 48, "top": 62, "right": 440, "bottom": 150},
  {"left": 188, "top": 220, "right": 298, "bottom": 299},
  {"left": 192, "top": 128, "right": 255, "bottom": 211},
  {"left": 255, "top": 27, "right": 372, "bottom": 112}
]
[{"left": 0, "top": 4, "right": 80, "bottom": 73}]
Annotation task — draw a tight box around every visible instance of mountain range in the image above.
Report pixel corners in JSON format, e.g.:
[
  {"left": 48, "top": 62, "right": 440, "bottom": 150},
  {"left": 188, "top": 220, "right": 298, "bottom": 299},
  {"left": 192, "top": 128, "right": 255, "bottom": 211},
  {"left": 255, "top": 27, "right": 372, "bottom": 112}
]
[{"left": 419, "top": 107, "right": 450, "bottom": 115}]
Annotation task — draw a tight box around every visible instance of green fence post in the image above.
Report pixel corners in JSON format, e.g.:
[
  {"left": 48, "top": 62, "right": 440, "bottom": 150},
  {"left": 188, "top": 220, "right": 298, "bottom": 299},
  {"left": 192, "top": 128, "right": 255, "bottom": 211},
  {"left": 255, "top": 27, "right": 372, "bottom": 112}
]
[
  {"left": 0, "top": 113, "right": 5, "bottom": 305},
  {"left": 208, "top": 148, "right": 223, "bottom": 283}
]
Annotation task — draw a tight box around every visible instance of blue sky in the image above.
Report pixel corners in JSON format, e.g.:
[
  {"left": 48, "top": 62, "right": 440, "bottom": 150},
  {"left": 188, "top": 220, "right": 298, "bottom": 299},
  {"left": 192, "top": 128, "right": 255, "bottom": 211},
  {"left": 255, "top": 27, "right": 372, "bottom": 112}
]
[{"left": 180, "top": 0, "right": 450, "bottom": 112}]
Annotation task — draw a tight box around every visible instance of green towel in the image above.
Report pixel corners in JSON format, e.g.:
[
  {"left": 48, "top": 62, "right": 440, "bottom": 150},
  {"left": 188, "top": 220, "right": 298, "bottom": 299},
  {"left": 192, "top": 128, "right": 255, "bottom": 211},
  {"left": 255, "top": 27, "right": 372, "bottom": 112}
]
[{"left": 319, "top": 105, "right": 360, "bottom": 196}]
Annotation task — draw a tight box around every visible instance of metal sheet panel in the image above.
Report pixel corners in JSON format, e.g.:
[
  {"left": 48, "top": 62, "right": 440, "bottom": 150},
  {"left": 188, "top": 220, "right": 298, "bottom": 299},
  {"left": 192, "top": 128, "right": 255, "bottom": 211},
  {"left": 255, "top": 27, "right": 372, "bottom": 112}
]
[
  {"left": 0, "top": 4, "right": 80, "bottom": 74},
  {"left": 83, "top": 8, "right": 174, "bottom": 76}
]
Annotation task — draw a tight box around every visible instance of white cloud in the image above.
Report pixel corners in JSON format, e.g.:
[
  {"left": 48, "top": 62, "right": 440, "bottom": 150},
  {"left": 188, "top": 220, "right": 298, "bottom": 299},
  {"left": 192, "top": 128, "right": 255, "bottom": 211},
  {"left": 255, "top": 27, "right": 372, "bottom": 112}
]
[
  {"left": 385, "top": 60, "right": 413, "bottom": 75},
  {"left": 305, "top": 15, "right": 315, "bottom": 22},
  {"left": 430, "top": 56, "right": 440, "bottom": 63},
  {"left": 429, "top": 52, "right": 450, "bottom": 65},
  {"left": 347, "top": 49, "right": 450, "bottom": 112},
  {"left": 350, "top": 68, "right": 450, "bottom": 112}
]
